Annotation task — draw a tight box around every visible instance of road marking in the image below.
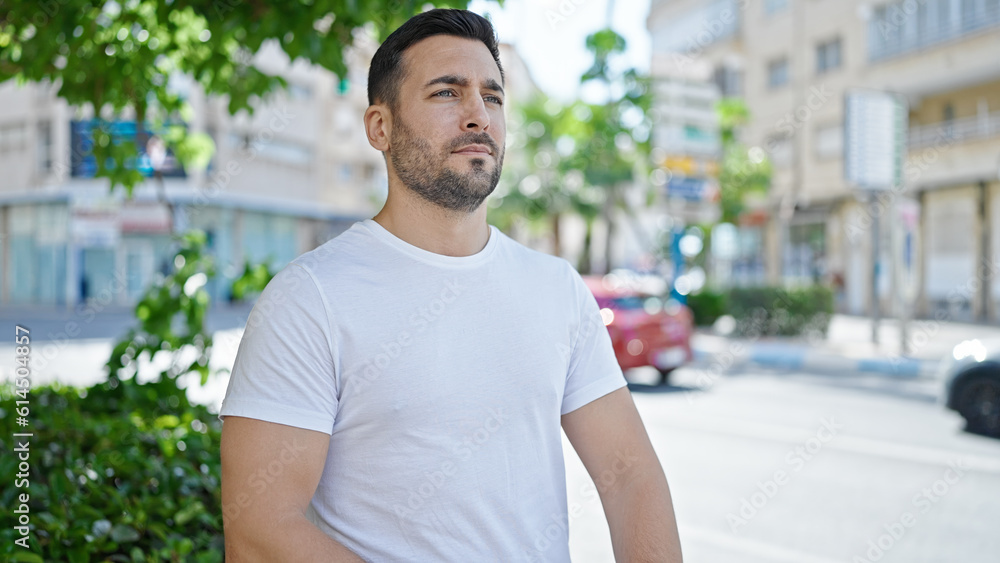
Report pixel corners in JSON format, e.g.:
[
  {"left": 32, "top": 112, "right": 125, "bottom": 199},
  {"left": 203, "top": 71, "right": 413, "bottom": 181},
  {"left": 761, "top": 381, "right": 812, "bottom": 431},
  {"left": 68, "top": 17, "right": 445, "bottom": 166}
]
[
  {"left": 657, "top": 415, "right": 1000, "bottom": 474},
  {"left": 681, "top": 526, "right": 845, "bottom": 563}
]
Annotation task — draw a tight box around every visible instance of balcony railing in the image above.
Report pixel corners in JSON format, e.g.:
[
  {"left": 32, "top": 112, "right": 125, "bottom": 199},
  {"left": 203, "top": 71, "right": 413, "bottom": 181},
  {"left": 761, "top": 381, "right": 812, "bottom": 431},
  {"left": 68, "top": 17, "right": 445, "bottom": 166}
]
[
  {"left": 869, "top": 2, "right": 1000, "bottom": 62},
  {"left": 908, "top": 111, "right": 1000, "bottom": 149}
]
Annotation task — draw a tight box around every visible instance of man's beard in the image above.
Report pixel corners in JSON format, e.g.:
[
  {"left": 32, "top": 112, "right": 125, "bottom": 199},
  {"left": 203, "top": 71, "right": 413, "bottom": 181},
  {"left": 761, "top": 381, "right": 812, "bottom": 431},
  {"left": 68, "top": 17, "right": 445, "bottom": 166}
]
[{"left": 389, "top": 117, "right": 504, "bottom": 213}]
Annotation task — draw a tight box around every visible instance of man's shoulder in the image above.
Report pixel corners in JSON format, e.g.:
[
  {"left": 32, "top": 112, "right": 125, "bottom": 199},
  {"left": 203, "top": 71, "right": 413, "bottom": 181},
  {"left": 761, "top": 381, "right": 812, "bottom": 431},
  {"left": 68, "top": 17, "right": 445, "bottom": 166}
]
[
  {"left": 289, "top": 222, "right": 377, "bottom": 275},
  {"left": 494, "top": 228, "right": 582, "bottom": 289},
  {"left": 258, "top": 223, "right": 379, "bottom": 300}
]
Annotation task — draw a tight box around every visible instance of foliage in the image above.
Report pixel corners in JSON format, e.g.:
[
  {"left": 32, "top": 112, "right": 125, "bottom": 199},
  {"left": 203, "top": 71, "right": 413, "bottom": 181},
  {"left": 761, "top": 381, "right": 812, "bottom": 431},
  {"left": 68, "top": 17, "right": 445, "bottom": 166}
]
[
  {"left": 0, "top": 380, "right": 224, "bottom": 562},
  {"left": 491, "top": 27, "right": 654, "bottom": 272},
  {"left": 727, "top": 286, "right": 834, "bottom": 337},
  {"left": 717, "top": 98, "right": 771, "bottom": 223},
  {"left": 107, "top": 230, "right": 216, "bottom": 386},
  {"left": 573, "top": 28, "right": 652, "bottom": 191},
  {"left": 0, "top": 0, "right": 476, "bottom": 194},
  {"left": 686, "top": 289, "right": 728, "bottom": 327},
  {"left": 489, "top": 95, "right": 602, "bottom": 234},
  {"left": 106, "top": 230, "right": 273, "bottom": 387}
]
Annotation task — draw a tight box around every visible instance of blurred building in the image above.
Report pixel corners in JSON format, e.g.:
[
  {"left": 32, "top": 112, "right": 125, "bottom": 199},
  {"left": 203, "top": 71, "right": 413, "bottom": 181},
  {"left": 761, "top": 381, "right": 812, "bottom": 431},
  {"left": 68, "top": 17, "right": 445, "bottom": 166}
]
[
  {"left": 648, "top": 0, "right": 1000, "bottom": 321},
  {"left": 0, "top": 38, "right": 384, "bottom": 308},
  {"left": 0, "top": 36, "right": 537, "bottom": 309}
]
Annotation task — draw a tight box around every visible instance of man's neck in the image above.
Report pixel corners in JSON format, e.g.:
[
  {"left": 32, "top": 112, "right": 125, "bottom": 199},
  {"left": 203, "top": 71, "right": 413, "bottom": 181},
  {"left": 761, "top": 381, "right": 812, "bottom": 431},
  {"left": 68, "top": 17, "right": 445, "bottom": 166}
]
[{"left": 371, "top": 189, "right": 491, "bottom": 258}]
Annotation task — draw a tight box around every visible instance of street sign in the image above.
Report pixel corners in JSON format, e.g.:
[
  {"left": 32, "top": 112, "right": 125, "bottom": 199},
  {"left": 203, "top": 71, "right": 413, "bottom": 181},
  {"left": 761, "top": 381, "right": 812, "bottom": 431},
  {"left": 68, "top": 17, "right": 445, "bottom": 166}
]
[
  {"left": 844, "top": 90, "right": 907, "bottom": 190},
  {"left": 667, "top": 176, "right": 718, "bottom": 202}
]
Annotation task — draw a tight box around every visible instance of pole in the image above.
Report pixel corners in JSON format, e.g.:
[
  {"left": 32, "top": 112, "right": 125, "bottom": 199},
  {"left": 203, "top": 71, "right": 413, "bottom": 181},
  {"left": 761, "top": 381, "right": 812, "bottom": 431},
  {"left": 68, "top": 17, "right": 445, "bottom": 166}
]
[
  {"left": 892, "top": 197, "right": 908, "bottom": 355},
  {"left": 871, "top": 192, "right": 880, "bottom": 345}
]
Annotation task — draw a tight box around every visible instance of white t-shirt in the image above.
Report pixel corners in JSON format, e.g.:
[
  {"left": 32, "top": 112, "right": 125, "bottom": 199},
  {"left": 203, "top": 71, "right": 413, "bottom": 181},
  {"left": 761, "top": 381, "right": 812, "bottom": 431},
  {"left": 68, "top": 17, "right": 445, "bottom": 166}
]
[{"left": 219, "top": 219, "right": 627, "bottom": 562}]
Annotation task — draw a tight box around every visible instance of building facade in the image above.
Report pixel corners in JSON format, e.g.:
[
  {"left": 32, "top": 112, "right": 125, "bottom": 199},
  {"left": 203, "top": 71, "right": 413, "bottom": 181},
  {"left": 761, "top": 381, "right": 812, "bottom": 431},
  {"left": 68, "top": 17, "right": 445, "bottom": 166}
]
[
  {"left": 648, "top": 0, "right": 1000, "bottom": 321},
  {"left": 0, "top": 37, "right": 387, "bottom": 309}
]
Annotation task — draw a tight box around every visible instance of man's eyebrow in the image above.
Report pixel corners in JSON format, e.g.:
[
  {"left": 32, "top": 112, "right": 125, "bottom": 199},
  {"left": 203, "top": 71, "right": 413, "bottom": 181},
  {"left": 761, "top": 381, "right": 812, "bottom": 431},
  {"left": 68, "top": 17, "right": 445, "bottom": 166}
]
[{"left": 425, "top": 75, "right": 505, "bottom": 96}]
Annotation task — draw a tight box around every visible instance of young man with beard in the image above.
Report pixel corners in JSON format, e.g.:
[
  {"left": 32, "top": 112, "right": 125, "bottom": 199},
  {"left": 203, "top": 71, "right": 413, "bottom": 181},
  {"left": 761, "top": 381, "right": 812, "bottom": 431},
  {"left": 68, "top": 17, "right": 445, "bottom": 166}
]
[{"left": 219, "top": 8, "right": 682, "bottom": 562}]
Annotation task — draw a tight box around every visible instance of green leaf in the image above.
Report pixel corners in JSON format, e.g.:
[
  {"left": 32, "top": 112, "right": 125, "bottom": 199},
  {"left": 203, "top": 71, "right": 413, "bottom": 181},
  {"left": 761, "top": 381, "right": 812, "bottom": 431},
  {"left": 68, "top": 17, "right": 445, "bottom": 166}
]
[
  {"left": 174, "top": 501, "right": 205, "bottom": 526},
  {"left": 7, "top": 552, "right": 45, "bottom": 563},
  {"left": 110, "top": 524, "right": 141, "bottom": 543}
]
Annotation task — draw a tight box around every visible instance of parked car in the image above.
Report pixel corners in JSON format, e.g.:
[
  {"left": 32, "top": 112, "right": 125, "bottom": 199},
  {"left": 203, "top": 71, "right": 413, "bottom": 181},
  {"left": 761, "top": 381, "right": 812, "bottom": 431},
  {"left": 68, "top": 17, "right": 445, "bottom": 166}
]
[
  {"left": 941, "top": 338, "right": 1000, "bottom": 437},
  {"left": 583, "top": 274, "right": 694, "bottom": 385}
]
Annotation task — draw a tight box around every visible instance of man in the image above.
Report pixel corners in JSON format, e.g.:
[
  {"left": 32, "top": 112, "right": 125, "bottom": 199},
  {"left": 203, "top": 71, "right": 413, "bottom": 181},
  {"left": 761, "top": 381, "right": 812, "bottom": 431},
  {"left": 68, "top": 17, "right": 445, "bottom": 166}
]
[{"left": 220, "top": 8, "right": 682, "bottom": 562}]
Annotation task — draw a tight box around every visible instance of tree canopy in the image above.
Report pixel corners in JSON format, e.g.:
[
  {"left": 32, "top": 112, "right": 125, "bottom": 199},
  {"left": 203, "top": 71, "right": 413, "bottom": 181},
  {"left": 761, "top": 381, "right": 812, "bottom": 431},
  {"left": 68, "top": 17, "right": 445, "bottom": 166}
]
[{"left": 0, "top": 0, "right": 473, "bottom": 193}]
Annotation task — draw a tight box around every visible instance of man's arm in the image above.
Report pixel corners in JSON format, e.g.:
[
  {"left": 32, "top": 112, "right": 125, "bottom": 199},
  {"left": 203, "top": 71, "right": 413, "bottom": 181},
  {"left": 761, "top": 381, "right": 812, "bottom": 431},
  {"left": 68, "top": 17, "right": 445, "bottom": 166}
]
[
  {"left": 220, "top": 416, "right": 365, "bottom": 562},
  {"left": 561, "top": 387, "right": 683, "bottom": 562}
]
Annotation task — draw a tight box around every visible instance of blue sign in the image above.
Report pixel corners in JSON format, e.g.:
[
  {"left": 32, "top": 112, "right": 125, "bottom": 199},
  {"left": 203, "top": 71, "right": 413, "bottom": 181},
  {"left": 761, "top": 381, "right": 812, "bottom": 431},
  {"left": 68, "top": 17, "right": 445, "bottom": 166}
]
[{"left": 667, "top": 177, "right": 708, "bottom": 201}]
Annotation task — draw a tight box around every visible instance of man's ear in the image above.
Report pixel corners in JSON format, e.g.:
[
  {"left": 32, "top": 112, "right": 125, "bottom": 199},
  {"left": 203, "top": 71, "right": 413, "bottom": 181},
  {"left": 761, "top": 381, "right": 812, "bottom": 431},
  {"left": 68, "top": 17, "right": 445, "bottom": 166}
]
[{"left": 364, "top": 104, "right": 391, "bottom": 153}]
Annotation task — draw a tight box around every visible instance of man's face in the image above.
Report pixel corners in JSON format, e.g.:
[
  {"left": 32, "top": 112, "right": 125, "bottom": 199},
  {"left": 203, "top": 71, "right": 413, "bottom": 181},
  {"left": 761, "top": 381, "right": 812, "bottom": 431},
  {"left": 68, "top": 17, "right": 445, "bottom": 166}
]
[{"left": 387, "top": 35, "right": 506, "bottom": 213}]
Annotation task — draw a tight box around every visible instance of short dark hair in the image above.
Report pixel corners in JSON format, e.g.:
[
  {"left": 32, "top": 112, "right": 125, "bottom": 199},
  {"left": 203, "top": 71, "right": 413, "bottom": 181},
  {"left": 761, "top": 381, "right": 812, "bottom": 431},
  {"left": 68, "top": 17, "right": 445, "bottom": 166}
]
[{"left": 367, "top": 9, "right": 505, "bottom": 109}]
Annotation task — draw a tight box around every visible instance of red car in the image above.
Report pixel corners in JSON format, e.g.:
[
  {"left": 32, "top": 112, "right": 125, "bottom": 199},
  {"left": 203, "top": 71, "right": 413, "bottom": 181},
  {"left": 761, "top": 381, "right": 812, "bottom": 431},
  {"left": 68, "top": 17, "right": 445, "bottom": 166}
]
[{"left": 583, "top": 275, "right": 694, "bottom": 385}]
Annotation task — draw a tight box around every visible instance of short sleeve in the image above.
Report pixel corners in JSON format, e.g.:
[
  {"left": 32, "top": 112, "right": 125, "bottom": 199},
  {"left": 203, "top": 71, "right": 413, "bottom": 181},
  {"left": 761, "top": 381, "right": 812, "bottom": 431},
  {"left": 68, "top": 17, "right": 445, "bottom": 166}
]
[
  {"left": 560, "top": 270, "right": 628, "bottom": 415},
  {"left": 218, "top": 262, "right": 339, "bottom": 434}
]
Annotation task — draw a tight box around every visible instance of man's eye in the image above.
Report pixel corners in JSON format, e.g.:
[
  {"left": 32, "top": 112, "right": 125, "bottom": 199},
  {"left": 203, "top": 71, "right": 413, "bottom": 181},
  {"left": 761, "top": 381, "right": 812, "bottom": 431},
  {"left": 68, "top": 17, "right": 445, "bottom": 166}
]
[
  {"left": 433, "top": 90, "right": 456, "bottom": 97},
  {"left": 486, "top": 95, "right": 503, "bottom": 105}
]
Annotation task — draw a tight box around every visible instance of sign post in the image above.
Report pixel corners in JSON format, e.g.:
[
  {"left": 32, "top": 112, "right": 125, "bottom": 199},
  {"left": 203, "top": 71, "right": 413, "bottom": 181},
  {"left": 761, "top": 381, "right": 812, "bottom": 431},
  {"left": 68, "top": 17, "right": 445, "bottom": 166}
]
[{"left": 844, "top": 90, "right": 907, "bottom": 346}]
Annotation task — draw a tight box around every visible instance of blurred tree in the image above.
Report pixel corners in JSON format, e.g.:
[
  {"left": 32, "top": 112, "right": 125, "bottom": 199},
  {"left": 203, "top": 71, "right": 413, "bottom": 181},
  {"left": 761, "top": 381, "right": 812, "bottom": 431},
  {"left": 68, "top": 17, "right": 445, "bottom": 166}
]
[
  {"left": 489, "top": 94, "right": 602, "bottom": 258},
  {"left": 0, "top": 0, "right": 474, "bottom": 193},
  {"left": 574, "top": 28, "right": 652, "bottom": 273},
  {"left": 490, "top": 28, "right": 651, "bottom": 274},
  {"left": 717, "top": 98, "right": 771, "bottom": 223}
]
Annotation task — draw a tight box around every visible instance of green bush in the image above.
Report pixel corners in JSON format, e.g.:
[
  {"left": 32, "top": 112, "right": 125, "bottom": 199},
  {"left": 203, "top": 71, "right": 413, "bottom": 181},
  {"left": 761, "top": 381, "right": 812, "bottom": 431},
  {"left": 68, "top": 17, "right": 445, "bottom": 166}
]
[
  {"left": 726, "top": 285, "right": 834, "bottom": 337},
  {"left": 0, "top": 378, "right": 223, "bottom": 563},
  {"left": 686, "top": 289, "right": 729, "bottom": 326}
]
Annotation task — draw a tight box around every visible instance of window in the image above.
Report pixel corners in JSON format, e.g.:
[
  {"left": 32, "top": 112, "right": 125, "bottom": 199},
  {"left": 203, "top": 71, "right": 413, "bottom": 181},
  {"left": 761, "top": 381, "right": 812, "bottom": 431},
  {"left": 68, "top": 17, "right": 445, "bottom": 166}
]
[
  {"left": 288, "top": 83, "right": 312, "bottom": 101},
  {"left": 713, "top": 65, "right": 744, "bottom": 97},
  {"left": 814, "top": 124, "right": 843, "bottom": 159},
  {"left": 767, "top": 58, "right": 789, "bottom": 89},
  {"left": 816, "top": 37, "right": 842, "bottom": 74},
  {"left": 765, "top": 0, "right": 788, "bottom": 15},
  {"left": 37, "top": 121, "right": 52, "bottom": 174},
  {"left": 766, "top": 135, "right": 792, "bottom": 167},
  {"left": 870, "top": 0, "right": 1000, "bottom": 61},
  {"left": 0, "top": 122, "right": 27, "bottom": 152},
  {"left": 784, "top": 222, "right": 826, "bottom": 284}
]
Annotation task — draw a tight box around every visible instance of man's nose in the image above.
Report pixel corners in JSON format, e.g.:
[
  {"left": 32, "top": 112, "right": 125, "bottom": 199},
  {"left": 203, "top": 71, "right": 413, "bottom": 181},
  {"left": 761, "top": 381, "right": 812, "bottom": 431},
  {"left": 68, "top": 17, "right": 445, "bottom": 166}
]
[{"left": 460, "top": 96, "right": 490, "bottom": 132}]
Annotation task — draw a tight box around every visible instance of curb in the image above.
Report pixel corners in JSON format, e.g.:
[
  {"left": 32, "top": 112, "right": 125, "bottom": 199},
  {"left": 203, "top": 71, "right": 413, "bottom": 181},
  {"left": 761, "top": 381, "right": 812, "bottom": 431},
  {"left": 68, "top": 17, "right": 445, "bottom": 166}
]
[{"left": 692, "top": 340, "right": 940, "bottom": 379}]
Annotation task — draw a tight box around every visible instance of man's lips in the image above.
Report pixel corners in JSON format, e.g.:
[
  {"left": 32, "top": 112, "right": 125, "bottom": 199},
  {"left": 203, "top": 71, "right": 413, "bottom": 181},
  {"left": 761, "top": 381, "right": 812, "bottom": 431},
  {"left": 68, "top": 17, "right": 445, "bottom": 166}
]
[{"left": 452, "top": 144, "right": 493, "bottom": 156}]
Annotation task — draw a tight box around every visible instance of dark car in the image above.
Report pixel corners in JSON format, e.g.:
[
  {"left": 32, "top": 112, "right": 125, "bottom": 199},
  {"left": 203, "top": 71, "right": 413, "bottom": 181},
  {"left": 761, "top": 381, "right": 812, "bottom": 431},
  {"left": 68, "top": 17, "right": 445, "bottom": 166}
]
[
  {"left": 941, "top": 338, "right": 1000, "bottom": 437},
  {"left": 583, "top": 275, "right": 693, "bottom": 385}
]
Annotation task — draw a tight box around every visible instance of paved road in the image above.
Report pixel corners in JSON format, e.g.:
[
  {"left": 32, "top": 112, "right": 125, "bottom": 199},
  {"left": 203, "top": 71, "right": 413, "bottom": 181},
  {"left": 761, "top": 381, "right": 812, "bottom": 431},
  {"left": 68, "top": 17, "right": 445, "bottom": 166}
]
[{"left": 564, "top": 366, "right": 1000, "bottom": 563}]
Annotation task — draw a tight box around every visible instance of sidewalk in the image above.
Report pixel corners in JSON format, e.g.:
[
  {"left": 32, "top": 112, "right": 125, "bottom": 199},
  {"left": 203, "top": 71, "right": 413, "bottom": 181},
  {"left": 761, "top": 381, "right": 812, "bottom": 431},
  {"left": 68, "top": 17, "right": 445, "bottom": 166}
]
[
  {"left": 691, "top": 314, "right": 1000, "bottom": 379},
  {"left": 0, "top": 303, "right": 254, "bottom": 410}
]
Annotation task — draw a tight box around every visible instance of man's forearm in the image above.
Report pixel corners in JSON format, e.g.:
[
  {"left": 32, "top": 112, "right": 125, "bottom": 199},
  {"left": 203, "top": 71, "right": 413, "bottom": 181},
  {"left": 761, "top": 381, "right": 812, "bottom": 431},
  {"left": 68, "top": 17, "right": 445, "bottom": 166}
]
[
  {"left": 603, "top": 468, "right": 683, "bottom": 562},
  {"left": 226, "top": 512, "right": 366, "bottom": 563}
]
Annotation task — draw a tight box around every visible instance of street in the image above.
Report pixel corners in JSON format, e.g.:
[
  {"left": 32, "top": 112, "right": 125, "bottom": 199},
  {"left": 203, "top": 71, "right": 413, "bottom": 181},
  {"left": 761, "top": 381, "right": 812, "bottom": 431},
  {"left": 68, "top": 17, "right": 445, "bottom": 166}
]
[{"left": 565, "top": 366, "right": 1000, "bottom": 563}]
